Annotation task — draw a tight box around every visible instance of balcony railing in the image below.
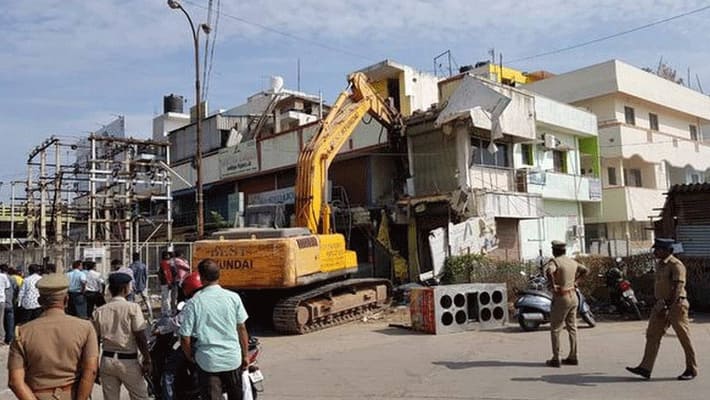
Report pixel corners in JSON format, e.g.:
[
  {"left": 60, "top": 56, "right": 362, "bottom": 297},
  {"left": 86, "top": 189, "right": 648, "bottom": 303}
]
[
  {"left": 469, "top": 165, "right": 516, "bottom": 192},
  {"left": 521, "top": 170, "right": 602, "bottom": 202}
]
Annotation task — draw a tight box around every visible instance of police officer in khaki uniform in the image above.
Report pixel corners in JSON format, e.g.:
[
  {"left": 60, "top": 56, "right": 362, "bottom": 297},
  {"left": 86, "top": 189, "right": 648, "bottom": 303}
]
[
  {"left": 93, "top": 272, "right": 152, "bottom": 400},
  {"left": 544, "top": 240, "right": 588, "bottom": 367},
  {"left": 7, "top": 273, "right": 99, "bottom": 400},
  {"left": 627, "top": 238, "right": 698, "bottom": 381}
]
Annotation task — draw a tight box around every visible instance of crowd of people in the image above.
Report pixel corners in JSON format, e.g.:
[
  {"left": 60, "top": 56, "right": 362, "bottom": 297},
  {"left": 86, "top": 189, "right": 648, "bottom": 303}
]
[{"left": 3, "top": 251, "right": 251, "bottom": 400}]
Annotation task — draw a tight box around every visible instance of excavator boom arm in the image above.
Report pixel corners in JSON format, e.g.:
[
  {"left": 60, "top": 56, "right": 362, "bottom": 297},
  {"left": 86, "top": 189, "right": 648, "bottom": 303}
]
[{"left": 295, "top": 72, "right": 401, "bottom": 234}]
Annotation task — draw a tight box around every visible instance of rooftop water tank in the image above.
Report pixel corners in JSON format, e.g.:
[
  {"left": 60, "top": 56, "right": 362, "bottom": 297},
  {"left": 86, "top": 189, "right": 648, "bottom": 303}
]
[{"left": 163, "top": 94, "right": 184, "bottom": 113}]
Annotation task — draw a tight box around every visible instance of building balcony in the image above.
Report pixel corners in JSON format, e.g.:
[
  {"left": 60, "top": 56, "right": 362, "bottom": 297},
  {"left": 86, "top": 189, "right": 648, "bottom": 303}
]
[
  {"left": 523, "top": 170, "right": 601, "bottom": 202},
  {"left": 476, "top": 190, "right": 543, "bottom": 219},
  {"left": 467, "top": 166, "right": 543, "bottom": 218},
  {"left": 585, "top": 186, "right": 665, "bottom": 224},
  {"left": 469, "top": 165, "right": 516, "bottom": 192},
  {"left": 600, "top": 123, "right": 710, "bottom": 170}
]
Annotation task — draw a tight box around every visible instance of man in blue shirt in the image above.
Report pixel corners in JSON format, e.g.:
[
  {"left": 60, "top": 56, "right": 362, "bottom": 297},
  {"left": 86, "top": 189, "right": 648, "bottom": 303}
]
[
  {"left": 66, "top": 260, "right": 88, "bottom": 318},
  {"left": 129, "top": 252, "right": 152, "bottom": 321},
  {"left": 178, "top": 259, "right": 249, "bottom": 400}
]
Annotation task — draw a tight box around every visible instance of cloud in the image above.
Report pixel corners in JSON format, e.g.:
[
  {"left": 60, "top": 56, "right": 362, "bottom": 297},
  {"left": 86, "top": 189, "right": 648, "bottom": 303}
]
[{"left": 2, "top": 0, "right": 710, "bottom": 185}]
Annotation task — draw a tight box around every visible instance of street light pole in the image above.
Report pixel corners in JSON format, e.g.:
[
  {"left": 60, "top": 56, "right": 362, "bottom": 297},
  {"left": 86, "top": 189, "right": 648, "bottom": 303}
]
[
  {"left": 168, "top": 0, "right": 210, "bottom": 239},
  {"left": 10, "top": 181, "right": 16, "bottom": 266}
]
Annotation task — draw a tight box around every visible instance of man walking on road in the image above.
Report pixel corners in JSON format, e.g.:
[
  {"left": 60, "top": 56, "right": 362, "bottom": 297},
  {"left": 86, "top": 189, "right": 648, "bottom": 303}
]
[
  {"left": 173, "top": 250, "right": 191, "bottom": 302},
  {"left": 0, "top": 266, "right": 11, "bottom": 345},
  {"left": 129, "top": 252, "right": 152, "bottom": 321},
  {"left": 159, "top": 251, "right": 175, "bottom": 316},
  {"left": 627, "top": 238, "right": 698, "bottom": 381},
  {"left": 17, "top": 264, "right": 43, "bottom": 323},
  {"left": 544, "top": 240, "right": 588, "bottom": 368},
  {"left": 2, "top": 264, "right": 18, "bottom": 344},
  {"left": 66, "top": 260, "right": 88, "bottom": 318},
  {"left": 84, "top": 261, "right": 105, "bottom": 317},
  {"left": 178, "top": 259, "right": 250, "bottom": 400},
  {"left": 93, "top": 272, "right": 152, "bottom": 400},
  {"left": 7, "top": 273, "right": 99, "bottom": 400}
]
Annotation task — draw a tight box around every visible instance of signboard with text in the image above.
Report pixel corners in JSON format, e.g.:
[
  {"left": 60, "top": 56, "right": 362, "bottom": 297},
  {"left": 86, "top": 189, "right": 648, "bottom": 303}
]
[{"left": 219, "top": 139, "right": 258, "bottom": 179}]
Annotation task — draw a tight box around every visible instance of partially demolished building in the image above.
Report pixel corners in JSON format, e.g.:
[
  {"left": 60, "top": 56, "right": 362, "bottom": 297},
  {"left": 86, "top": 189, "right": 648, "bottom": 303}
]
[{"left": 385, "top": 68, "right": 600, "bottom": 279}]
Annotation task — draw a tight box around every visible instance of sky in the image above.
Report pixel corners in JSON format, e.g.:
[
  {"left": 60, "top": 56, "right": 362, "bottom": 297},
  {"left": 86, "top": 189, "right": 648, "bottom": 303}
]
[{"left": 2, "top": 0, "right": 710, "bottom": 199}]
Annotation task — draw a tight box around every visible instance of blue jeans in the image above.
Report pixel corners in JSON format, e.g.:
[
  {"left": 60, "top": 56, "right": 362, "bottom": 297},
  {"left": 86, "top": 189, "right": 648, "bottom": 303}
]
[{"left": 4, "top": 305, "right": 14, "bottom": 343}]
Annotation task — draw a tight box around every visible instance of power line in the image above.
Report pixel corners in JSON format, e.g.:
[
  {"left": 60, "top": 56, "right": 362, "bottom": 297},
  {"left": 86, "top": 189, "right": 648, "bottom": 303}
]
[
  {"left": 182, "top": 0, "right": 375, "bottom": 61},
  {"left": 203, "top": 0, "right": 221, "bottom": 100},
  {"left": 509, "top": 4, "right": 710, "bottom": 63},
  {"left": 201, "top": 0, "right": 214, "bottom": 98}
]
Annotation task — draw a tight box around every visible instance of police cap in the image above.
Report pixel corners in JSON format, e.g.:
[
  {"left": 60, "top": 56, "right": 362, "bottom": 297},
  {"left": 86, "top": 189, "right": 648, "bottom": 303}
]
[
  {"left": 108, "top": 272, "right": 132, "bottom": 286},
  {"left": 652, "top": 238, "right": 675, "bottom": 250},
  {"left": 551, "top": 240, "right": 567, "bottom": 249},
  {"left": 36, "top": 273, "right": 69, "bottom": 296}
]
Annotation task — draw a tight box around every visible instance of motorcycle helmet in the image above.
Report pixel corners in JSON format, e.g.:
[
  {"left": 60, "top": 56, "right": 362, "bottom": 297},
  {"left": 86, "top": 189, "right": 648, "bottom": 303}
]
[{"left": 182, "top": 273, "right": 203, "bottom": 298}]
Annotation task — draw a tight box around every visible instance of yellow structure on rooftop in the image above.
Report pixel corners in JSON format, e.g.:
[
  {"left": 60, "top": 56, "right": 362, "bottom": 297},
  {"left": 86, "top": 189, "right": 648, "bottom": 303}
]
[{"left": 467, "top": 62, "right": 554, "bottom": 86}]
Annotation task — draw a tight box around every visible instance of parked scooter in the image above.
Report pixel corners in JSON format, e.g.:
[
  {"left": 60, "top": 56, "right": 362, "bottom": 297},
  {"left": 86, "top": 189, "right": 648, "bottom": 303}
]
[
  {"left": 599, "top": 257, "right": 642, "bottom": 320},
  {"left": 514, "top": 272, "right": 596, "bottom": 332}
]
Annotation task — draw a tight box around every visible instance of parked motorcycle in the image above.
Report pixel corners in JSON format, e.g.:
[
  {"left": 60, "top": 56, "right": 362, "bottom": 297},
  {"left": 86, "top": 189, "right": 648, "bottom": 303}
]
[
  {"left": 599, "top": 257, "right": 642, "bottom": 320},
  {"left": 514, "top": 272, "right": 596, "bottom": 332},
  {"left": 148, "top": 309, "right": 264, "bottom": 399}
]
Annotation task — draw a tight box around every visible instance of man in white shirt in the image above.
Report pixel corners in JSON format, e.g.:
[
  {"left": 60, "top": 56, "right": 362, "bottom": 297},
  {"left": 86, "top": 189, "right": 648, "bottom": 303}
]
[
  {"left": 0, "top": 269, "right": 10, "bottom": 346},
  {"left": 17, "top": 264, "right": 43, "bottom": 323},
  {"left": 84, "top": 261, "right": 105, "bottom": 317}
]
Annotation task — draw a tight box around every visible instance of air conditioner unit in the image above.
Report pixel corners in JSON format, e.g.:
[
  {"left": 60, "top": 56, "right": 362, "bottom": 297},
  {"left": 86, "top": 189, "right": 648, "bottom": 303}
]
[{"left": 543, "top": 134, "right": 558, "bottom": 149}]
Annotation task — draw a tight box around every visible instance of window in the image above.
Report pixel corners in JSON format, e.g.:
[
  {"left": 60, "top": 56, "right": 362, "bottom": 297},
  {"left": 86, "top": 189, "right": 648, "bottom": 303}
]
[
  {"left": 220, "top": 129, "right": 231, "bottom": 147},
  {"left": 649, "top": 113, "right": 659, "bottom": 131},
  {"left": 691, "top": 174, "right": 700, "bottom": 184},
  {"left": 624, "top": 168, "right": 643, "bottom": 187},
  {"left": 690, "top": 125, "right": 698, "bottom": 141},
  {"left": 608, "top": 167, "right": 617, "bottom": 185},
  {"left": 471, "top": 137, "right": 509, "bottom": 167},
  {"left": 521, "top": 143, "right": 534, "bottom": 166},
  {"left": 624, "top": 106, "right": 635, "bottom": 125},
  {"left": 552, "top": 150, "right": 567, "bottom": 173}
]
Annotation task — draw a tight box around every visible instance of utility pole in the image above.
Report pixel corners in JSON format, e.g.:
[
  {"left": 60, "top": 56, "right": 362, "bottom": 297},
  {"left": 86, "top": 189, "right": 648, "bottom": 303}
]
[
  {"left": 40, "top": 148, "right": 47, "bottom": 258},
  {"left": 54, "top": 141, "right": 63, "bottom": 245},
  {"left": 10, "top": 181, "right": 16, "bottom": 266},
  {"left": 168, "top": 0, "right": 211, "bottom": 239}
]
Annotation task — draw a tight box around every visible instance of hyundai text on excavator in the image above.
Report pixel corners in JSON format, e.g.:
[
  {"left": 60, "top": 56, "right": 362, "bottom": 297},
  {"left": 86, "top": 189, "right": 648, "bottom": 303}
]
[{"left": 192, "top": 72, "right": 403, "bottom": 334}]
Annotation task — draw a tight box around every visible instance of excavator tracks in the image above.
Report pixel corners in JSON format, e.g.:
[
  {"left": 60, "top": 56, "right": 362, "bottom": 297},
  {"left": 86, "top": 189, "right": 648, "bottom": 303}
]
[{"left": 273, "top": 278, "right": 392, "bottom": 334}]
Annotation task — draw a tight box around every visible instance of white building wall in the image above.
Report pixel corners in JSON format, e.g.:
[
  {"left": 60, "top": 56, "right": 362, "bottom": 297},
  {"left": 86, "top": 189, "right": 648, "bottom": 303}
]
[
  {"left": 525, "top": 60, "right": 710, "bottom": 121},
  {"left": 401, "top": 66, "right": 440, "bottom": 114},
  {"left": 152, "top": 112, "right": 190, "bottom": 141},
  {"left": 576, "top": 95, "right": 617, "bottom": 123},
  {"left": 519, "top": 200, "right": 583, "bottom": 260},
  {"left": 594, "top": 96, "right": 705, "bottom": 141}
]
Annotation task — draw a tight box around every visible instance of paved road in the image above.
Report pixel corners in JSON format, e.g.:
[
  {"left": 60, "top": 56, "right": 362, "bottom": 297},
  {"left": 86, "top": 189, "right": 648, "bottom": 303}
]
[
  {"left": 2, "top": 315, "right": 708, "bottom": 399},
  {"left": 257, "top": 315, "right": 709, "bottom": 400}
]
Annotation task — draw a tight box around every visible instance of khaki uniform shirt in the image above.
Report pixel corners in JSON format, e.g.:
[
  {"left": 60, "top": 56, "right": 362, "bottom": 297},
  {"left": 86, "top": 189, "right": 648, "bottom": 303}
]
[
  {"left": 545, "top": 255, "right": 589, "bottom": 290},
  {"left": 655, "top": 255, "right": 687, "bottom": 301},
  {"left": 93, "top": 296, "right": 147, "bottom": 353},
  {"left": 7, "top": 308, "right": 98, "bottom": 390}
]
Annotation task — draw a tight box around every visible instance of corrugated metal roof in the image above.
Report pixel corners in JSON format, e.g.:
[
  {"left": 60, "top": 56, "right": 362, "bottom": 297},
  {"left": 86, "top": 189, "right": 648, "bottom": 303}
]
[
  {"left": 677, "top": 225, "right": 710, "bottom": 257},
  {"left": 668, "top": 183, "right": 710, "bottom": 194}
]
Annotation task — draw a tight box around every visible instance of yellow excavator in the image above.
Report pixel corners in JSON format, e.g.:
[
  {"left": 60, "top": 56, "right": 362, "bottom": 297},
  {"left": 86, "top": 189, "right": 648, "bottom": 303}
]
[{"left": 192, "top": 72, "right": 402, "bottom": 333}]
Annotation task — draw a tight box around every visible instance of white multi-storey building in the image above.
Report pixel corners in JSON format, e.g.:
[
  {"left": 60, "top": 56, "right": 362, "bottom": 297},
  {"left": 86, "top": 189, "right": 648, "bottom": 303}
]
[
  {"left": 525, "top": 60, "right": 710, "bottom": 254},
  {"left": 405, "top": 72, "right": 599, "bottom": 266}
]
